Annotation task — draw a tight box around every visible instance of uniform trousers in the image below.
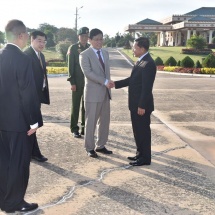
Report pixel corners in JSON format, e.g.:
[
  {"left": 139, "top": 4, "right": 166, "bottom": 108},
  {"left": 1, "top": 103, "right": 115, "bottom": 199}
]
[
  {"left": 84, "top": 93, "right": 110, "bottom": 151},
  {"left": 0, "top": 130, "right": 33, "bottom": 212},
  {"left": 130, "top": 111, "right": 152, "bottom": 163},
  {"left": 70, "top": 87, "right": 85, "bottom": 133}
]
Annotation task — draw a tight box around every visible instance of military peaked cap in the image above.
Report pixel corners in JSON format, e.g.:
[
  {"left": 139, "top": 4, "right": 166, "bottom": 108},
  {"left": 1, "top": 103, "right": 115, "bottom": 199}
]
[{"left": 77, "top": 27, "right": 89, "bottom": 35}]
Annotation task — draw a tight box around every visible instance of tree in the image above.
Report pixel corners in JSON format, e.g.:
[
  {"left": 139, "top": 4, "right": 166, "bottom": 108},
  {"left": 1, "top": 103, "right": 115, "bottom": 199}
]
[
  {"left": 55, "top": 28, "right": 77, "bottom": 44},
  {"left": 56, "top": 40, "right": 71, "bottom": 61},
  {"left": 187, "top": 35, "right": 207, "bottom": 50},
  {"left": 0, "top": 31, "right": 5, "bottom": 44},
  {"left": 38, "top": 23, "right": 58, "bottom": 34}
]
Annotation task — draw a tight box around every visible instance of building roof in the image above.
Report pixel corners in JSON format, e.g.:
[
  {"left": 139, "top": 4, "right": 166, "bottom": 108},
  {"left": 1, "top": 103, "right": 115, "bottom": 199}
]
[
  {"left": 136, "top": 18, "right": 162, "bottom": 25},
  {"left": 185, "top": 7, "right": 215, "bottom": 16},
  {"left": 187, "top": 15, "right": 215, "bottom": 22}
]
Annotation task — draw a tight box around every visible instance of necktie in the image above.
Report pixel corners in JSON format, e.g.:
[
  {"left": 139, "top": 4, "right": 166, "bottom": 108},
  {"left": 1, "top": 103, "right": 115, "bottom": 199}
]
[
  {"left": 38, "top": 52, "right": 44, "bottom": 69},
  {"left": 38, "top": 52, "right": 46, "bottom": 90},
  {"left": 97, "top": 50, "right": 105, "bottom": 71}
]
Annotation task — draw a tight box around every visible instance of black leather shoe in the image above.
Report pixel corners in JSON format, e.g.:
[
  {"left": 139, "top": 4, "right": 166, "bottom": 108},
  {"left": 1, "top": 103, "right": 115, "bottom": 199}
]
[
  {"left": 5, "top": 202, "right": 38, "bottom": 213},
  {"left": 17, "top": 202, "right": 38, "bottom": 212},
  {"left": 72, "top": 131, "right": 81, "bottom": 138},
  {"left": 127, "top": 156, "right": 139, "bottom": 161},
  {"left": 95, "top": 147, "right": 113, "bottom": 154},
  {"left": 87, "top": 150, "right": 98, "bottom": 158},
  {"left": 32, "top": 155, "right": 48, "bottom": 162},
  {"left": 129, "top": 159, "right": 151, "bottom": 166}
]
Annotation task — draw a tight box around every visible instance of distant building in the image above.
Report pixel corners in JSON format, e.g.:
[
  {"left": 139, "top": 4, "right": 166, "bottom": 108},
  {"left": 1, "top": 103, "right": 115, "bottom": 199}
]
[{"left": 124, "top": 7, "right": 215, "bottom": 46}]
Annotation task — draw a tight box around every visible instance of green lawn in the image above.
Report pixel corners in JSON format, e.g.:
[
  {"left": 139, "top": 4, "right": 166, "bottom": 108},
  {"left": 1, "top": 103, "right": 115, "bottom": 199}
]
[
  {"left": 121, "top": 47, "right": 215, "bottom": 64},
  {"left": 43, "top": 48, "right": 62, "bottom": 61}
]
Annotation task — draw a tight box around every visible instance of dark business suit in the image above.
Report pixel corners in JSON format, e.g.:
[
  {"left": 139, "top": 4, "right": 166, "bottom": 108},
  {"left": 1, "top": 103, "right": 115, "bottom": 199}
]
[
  {"left": 24, "top": 46, "right": 50, "bottom": 157},
  {"left": 0, "top": 44, "right": 41, "bottom": 212},
  {"left": 115, "top": 53, "right": 156, "bottom": 163}
]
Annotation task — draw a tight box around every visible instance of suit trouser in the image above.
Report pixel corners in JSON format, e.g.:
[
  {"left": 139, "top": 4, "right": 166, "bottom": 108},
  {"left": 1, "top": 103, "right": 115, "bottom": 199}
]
[
  {"left": 84, "top": 93, "right": 110, "bottom": 151},
  {"left": 70, "top": 87, "right": 85, "bottom": 133},
  {"left": 130, "top": 111, "right": 152, "bottom": 163},
  {"left": 32, "top": 133, "right": 42, "bottom": 157},
  {"left": 0, "top": 130, "right": 33, "bottom": 212}
]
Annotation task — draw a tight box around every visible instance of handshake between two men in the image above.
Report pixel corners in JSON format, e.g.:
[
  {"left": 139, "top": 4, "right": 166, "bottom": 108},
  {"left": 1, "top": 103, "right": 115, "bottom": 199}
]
[{"left": 106, "top": 80, "right": 115, "bottom": 89}]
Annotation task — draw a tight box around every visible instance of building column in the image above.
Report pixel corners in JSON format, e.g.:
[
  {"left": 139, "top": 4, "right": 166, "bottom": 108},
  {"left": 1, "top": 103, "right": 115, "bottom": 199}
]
[
  {"left": 209, "top": 30, "right": 213, "bottom": 43},
  {"left": 187, "top": 29, "right": 191, "bottom": 40},
  {"left": 160, "top": 31, "right": 166, "bottom": 46},
  {"left": 157, "top": 32, "right": 160, "bottom": 46},
  {"left": 178, "top": 32, "right": 181, "bottom": 46},
  {"left": 193, "top": 29, "right": 196, "bottom": 36}
]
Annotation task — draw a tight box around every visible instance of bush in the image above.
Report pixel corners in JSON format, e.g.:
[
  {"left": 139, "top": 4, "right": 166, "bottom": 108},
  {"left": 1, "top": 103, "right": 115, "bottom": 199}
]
[
  {"left": 181, "top": 48, "right": 212, "bottom": 55},
  {"left": 47, "top": 58, "right": 64, "bottom": 62},
  {"left": 56, "top": 41, "right": 71, "bottom": 61},
  {"left": 195, "top": 60, "right": 202, "bottom": 68},
  {"left": 181, "top": 56, "right": 194, "bottom": 68},
  {"left": 164, "top": 56, "right": 177, "bottom": 66},
  {"left": 187, "top": 35, "right": 207, "bottom": 50},
  {"left": 47, "top": 67, "right": 68, "bottom": 74},
  {"left": 47, "top": 62, "right": 67, "bottom": 67},
  {"left": 177, "top": 60, "right": 181, "bottom": 66},
  {"left": 154, "top": 57, "right": 163, "bottom": 66},
  {"left": 202, "top": 54, "right": 215, "bottom": 68}
]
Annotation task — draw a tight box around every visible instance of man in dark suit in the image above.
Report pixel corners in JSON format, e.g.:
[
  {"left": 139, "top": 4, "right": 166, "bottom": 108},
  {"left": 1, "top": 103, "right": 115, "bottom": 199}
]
[
  {"left": 0, "top": 20, "right": 41, "bottom": 213},
  {"left": 24, "top": 31, "right": 50, "bottom": 162},
  {"left": 114, "top": 37, "right": 156, "bottom": 166}
]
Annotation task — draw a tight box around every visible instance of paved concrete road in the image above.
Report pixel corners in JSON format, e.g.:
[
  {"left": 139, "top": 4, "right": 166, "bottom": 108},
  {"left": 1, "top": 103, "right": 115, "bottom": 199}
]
[{"left": 1, "top": 48, "right": 215, "bottom": 215}]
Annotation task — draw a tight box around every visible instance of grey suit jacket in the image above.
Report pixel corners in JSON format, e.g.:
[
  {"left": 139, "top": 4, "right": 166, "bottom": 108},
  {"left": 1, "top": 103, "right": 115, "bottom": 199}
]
[{"left": 79, "top": 47, "right": 111, "bottom": 102}]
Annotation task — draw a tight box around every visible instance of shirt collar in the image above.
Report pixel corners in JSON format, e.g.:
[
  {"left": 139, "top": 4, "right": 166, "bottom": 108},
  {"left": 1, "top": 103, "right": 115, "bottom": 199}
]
[
  {"left": 138, "top": 52, "right": 148, "bottom": 61},
  {"left": 7, "top": 43, "right": 21, "bottom": 50},
  {"left": 31, "top": 46, "right": 39, "bottom": 57}
]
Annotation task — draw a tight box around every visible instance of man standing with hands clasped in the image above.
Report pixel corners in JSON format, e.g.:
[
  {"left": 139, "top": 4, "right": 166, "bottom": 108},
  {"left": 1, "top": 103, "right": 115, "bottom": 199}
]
[
  {"left": 114, "top": 37, "right": 157, "bottom": 166},
  {"left": 67, "top": 27, "right": 90, "bottom": 138},
  {"left": 0, "top": 19, "right": 41, "bottom": 213},
  {"left": 79, "top": 28, "right": 114, "bottom": 158},
  {"left": 25, "top": 31, "right": 50, "bottom": 162}
]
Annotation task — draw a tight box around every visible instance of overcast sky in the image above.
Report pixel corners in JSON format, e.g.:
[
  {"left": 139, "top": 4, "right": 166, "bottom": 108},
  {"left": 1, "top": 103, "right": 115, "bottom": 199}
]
[{"left": 0, "top": 0, "right": 214, "bottom": 36}]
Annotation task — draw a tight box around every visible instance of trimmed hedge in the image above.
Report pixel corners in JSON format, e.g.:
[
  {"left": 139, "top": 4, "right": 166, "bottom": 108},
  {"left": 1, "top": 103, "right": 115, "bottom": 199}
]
[
  {"left": 47, "top": 62, "right": 67, "bottom": 67},
  {"left": 181, "top": 48, "right": 212, "bottom": 55},
  {"left": 47, "top": 67, "right": 68, "bottom": 74}
]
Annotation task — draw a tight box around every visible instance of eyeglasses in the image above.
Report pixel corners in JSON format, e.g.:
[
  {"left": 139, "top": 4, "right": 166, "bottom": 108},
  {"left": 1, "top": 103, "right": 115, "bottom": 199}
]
[
  {"left": 35, "top": 39, "right": 47, "bottom": 44},
  {"left": 92, "top": 38, "right": 103, "bottom": 42}
]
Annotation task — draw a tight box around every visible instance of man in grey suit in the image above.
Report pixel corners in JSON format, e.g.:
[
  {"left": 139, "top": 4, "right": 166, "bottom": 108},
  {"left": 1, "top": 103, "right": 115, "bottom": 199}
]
[{"left": 79, "top": 28, "right": 113, "bottom": 158}]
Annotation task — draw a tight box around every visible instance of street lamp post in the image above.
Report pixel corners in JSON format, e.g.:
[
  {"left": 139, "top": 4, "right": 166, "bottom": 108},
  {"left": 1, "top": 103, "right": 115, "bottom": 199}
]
[{"left": 75, "top": 6, "right": 83, "bottom": 34}]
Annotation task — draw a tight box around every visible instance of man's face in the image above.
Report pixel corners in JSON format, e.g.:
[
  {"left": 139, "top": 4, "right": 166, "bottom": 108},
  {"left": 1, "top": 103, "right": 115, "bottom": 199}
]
[
  {"left": 78, "top": 33, "right": 88, "bottom": 46},
  {"left": 89, "top": 33, "right": 103, "bottom": 50},
  {"left": 132, "top": 42, "right": 145, "bottom": 58},
  {"left": 31, "top": 35, "right": 46, "bottom": 52}
]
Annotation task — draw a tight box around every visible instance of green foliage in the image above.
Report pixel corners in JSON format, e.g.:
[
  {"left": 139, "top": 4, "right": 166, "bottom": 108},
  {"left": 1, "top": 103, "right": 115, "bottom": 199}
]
[
  {"left": 56, "top": 40, "right": 71, "bottom": 61},
  {"left": 0, "top": 31, "right": 5, "bottom": 44},
  {"left": 195, "top": 60, "right": 202, "bottom": 68},
  {"left": 164, "top": 56, "right": 177, "bottom": 66},
  {"left": 47, "top": 62, "right": 67, "bottom": 67},
  {"left": 187, "top": 35, "right": 207, "bottom": 50},
  {"left": 202, "top": 53, "right": 215, "bottom": 68},
  {"left": 181, "top": 56, "right": 194, "bottom": 68},
  {"left": 177, "top": 60, "right": 181, "bottom": 66},
  {"left": 154, "top": 57, "right": 163, "bottom": 66},
  {"left": 55, "top": 28, "right": 77, "bottom": 44}
]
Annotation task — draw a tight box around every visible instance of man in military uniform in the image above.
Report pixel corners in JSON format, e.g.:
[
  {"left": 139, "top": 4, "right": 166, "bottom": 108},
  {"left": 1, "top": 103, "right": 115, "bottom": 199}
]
[{"left": 67, "top": 27, "right": 90, "bottom": 138}]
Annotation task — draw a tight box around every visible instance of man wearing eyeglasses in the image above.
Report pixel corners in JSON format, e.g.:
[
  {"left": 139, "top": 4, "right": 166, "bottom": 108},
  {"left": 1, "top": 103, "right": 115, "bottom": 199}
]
[{"left": 24, "top": 31, "right": 50, "bottom": 162}]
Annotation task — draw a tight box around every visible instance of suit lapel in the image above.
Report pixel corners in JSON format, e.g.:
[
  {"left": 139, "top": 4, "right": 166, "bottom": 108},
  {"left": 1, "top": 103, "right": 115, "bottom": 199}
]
[{"left": 90, "top": 48, "right": 105, "bottom": 72}]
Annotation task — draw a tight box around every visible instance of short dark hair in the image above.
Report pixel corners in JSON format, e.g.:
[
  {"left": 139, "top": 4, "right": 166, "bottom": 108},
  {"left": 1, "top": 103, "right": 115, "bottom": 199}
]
[
  {"left": 135, "top": 37, "right": 150, "bottom": 50},
  {"left": 5, "top": 19, "right": 26, "bottom": 40},
  {"left": 89, "top": 28, "right": 103, "bottom": 39},
  {"left": 30, "top": 31, "right": 47, "bottom": 40}
]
